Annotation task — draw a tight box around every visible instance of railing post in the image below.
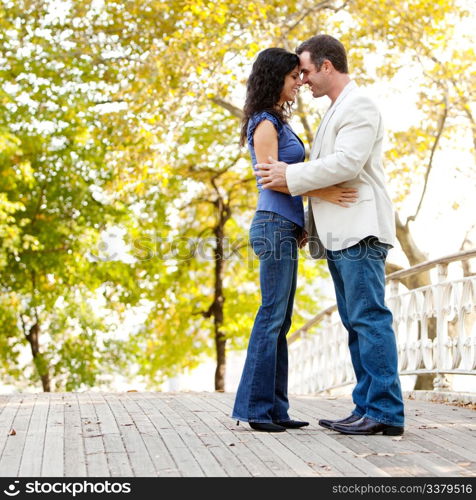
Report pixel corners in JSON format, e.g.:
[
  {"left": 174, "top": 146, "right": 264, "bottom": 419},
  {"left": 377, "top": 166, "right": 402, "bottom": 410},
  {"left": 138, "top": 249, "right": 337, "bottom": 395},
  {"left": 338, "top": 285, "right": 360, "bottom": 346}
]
[
  {"left": 388, "top": 279, "right": 399, "bottom": 299},
  {"left": 433, "top": 263, "right": 451, "bottom": 392}
]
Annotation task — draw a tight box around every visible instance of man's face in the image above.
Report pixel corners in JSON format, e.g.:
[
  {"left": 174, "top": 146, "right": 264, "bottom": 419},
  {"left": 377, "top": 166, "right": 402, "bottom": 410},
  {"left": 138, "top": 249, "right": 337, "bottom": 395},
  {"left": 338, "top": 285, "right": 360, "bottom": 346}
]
[{"left": 298, "top": 51, "right": 328, "bottom": 98}]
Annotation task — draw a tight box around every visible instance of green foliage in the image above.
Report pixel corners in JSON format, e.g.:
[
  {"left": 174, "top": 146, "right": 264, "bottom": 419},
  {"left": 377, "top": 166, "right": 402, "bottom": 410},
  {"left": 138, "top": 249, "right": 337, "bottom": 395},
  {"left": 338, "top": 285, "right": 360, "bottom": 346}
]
[
  {"left": 0, "top": 0, "right": 138, "bottom": 390},
  {"left": 0, "top": 0, "right": 473, "bottom": 390}
]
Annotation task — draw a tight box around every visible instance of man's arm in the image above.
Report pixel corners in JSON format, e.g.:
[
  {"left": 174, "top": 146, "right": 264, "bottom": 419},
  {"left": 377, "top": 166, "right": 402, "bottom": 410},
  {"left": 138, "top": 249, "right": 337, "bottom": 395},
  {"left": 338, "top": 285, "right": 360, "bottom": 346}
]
[{"left": 256, "top": 97, "right": 380, "bottom": 196}]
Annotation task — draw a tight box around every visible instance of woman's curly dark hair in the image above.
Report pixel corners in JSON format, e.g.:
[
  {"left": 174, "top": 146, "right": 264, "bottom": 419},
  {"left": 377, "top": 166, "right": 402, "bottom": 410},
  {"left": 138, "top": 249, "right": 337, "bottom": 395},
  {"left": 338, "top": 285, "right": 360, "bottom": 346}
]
[{"left": 240, "top": 48, "right": 300, "bottom": 146}]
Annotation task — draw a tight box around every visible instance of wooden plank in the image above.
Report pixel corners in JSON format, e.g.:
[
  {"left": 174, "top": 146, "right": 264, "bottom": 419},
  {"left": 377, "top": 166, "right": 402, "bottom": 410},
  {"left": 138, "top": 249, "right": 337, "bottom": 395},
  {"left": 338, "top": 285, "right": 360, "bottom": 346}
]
[
  {"left": 1, "top": 391, "right": 474, "bottom": 478},
  {"left": 288, "top": 394, "right": 354, "bottom": 423},
  {"left": 405, "top": 402, "right": 476, "bottom": 451},
  {"left": 171, "top": 393, "right": 272, "bottom": 477},
  {"left": 126, "top": 394, "right": 189, "bottom": 477},
  {"left": 190, "top": 393, "right": 298, "bottom": 477},
  {"left": 0, "top": 395, "right": 11, "bottom": 419},
  {"left": 63, "top": 392, "right": 87, "bottom": 477},
  {"left": 90, "top": 392, "right": 133, "bottom": 477},
  {"left": 90, "top": 392, "right": 132, "bottom": 477},
  {"left": 184, "top": 392, "right": 297, "bottom": 477},
  {"left": 119, "top": 392, "right": 190, "bottom": 476},
  {"left": 132, "top": 393, "right": 227, "bottom": 477},
  {"left": 202, "top": 393, "right": 317, "bottom": 476},
  {"left": 408, "top": 434, "right": 476, "bottom": 476},
  {"left": 338, "top": 434, "right": 436, "bottom": 477},
  {"left": 41, "top": 392, "right": 65, "bottom": 477},
  {"left": 403, "top": 413, "right": 476, "bottom": 463},
  {"left": 212, "top": 393, "right": 387, "bottom": 477},
  {"left": 391, "top": 433, "right": 476, "bottom": 477},
  {"left": 102, "top": 393, "right": 156, "bottom": 477},
  {"left": 293, "top": 394, "right": 476, "bottom": 476},
  {"left": 138, "top": 393, "right": 210, "bottom": 477},
  {"left": 199, "top": 393, "right": 302, "bottom": 477},
  {"left": 78, "top": 392, "right": 109, "bottom": 477},
  {"left": 18, "top": 393, "right": 49, "bottom": 476},
  {"left": 262, "top": 427, "right": 342, "bottom": 477},
  {"left": 0, "top": 395, "right": 35, "bottom": 476},
  {"left": 294, "top": 394, "right": 476, "bottom": 476},
  {"left": 245, "top": 428, "right": 316, "bottom": 476},
  {"left": 192, "top": 392, "right": 318, "bottom": 477},
  {"left": 287, "top": 399, "right": 416, "bottom": 477},
  {"left": 130, "top": 394, "right": 182, "bottom": 476},
  {"left": 0, "top": 395, "right": 22, "bottom": 474}
]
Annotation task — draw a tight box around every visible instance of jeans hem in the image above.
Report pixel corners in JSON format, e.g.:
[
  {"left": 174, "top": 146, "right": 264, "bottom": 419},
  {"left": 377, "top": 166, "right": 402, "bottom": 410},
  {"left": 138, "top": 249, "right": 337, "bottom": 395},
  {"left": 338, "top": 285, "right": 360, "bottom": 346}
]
[
  {"left": 231, "top": 415, "right": 273, "bottom": 424},
  {"left": 365, "top": 412, "right": 404, "bottom": 427}
]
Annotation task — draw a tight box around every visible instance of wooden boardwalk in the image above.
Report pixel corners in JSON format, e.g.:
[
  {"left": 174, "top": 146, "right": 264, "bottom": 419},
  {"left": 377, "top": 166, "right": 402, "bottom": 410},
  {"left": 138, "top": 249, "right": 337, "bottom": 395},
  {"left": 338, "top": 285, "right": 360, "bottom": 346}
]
[{"left": 0, "top": 391, "right": 475, "bottom": 477}]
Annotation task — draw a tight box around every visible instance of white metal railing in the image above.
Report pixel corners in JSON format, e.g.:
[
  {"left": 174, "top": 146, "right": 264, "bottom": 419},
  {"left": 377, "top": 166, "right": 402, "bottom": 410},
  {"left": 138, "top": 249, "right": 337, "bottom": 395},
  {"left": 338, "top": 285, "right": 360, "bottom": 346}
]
[{"left": 288, "top": 249, "right": 476, "bottom": 395}]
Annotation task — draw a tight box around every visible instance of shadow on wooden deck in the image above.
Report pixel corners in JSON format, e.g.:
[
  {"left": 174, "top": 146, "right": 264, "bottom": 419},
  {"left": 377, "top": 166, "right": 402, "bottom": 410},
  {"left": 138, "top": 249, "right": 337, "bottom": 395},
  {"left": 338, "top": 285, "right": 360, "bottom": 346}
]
[{"left": 0, "top": 392, "right": 475, "bottom": 477}]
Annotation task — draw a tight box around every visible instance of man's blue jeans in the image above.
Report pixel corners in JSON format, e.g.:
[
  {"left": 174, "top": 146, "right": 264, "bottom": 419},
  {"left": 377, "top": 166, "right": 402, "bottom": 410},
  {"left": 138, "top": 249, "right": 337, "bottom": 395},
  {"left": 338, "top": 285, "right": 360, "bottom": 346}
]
[
  {"left": 327, "top": 236, "right": 405, "bottom": 426},
  {"left": 232, "top": 211, "right": 300, "bottom": 423}
]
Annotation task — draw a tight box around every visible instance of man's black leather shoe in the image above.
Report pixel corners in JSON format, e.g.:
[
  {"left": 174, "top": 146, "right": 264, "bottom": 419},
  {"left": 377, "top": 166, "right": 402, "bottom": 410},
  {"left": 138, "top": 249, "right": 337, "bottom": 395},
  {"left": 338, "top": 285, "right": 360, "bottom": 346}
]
[
  {"left": 273, "top": 419, "right": 309, "bottom": 429},
  {"left": 331, "top": 416, "right": 404, "bottom": 435},
  {"left": 318, "top": 414, "right": 361, "bottom": 429},
  {"left": 249, "top": 422, "right": 286, "bottom": 432}
]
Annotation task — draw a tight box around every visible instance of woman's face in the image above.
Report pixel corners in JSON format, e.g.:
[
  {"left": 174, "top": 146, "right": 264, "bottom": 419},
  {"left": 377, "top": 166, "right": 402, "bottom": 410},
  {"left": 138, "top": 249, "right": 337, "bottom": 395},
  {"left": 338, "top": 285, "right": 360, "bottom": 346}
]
[{"left": 279, "top": 65, "right": 302, "bottom": 104}]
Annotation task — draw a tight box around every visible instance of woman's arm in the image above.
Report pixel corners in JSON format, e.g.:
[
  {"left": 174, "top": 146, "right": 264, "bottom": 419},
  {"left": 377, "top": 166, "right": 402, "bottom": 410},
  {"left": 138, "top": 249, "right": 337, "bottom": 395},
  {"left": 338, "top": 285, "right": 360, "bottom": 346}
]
[
  {"left": 304, "top": 186, "right": 358, "bottom": 207},
  {"left": 270, "top": 185, "right": 359, "bottom": 206},
  {"left": 254, "top": 123, "right": 293, "bottom": 194},
  {"left": 253, "top": 120, "right": 279, "bottom": 169}
]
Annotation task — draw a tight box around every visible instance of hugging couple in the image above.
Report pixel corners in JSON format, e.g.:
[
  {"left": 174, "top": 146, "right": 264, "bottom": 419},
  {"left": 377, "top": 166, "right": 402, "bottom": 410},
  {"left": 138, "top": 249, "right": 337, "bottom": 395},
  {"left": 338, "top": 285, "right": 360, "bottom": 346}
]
[{"left": 231, "top": 35, "right": 405, "bottom": 435}]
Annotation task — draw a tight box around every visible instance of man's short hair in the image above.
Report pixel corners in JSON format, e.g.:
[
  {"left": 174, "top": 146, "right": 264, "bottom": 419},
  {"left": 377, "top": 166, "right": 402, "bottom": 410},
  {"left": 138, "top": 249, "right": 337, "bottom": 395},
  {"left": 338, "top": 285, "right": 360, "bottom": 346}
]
[{"left": 296, "top": 35, "right": 348, "bottom": 74}]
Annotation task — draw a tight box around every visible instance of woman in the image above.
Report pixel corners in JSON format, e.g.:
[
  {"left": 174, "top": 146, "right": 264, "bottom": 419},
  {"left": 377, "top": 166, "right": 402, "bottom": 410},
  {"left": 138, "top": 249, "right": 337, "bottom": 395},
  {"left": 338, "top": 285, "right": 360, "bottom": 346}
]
[{"left": 232, "top": 48, "right": 357, "bottom": 432}]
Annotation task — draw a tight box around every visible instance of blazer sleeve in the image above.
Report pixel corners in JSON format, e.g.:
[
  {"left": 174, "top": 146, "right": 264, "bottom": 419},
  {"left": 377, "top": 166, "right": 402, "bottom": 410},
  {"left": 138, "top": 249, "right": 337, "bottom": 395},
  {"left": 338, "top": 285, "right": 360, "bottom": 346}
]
[{"left": 286, "top": 96, "right": 380, "bottom": 196}]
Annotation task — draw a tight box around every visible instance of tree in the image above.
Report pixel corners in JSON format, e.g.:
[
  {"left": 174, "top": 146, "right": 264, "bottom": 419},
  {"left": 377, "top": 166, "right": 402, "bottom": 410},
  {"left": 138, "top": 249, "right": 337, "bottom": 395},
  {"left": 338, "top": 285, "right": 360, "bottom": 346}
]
[
  {"left": 111, "top": 0, "right": 473, "bottom": 390},
  {"left": 126, "top": 109, "right": 328, "bottom": 390},
  {"left": 1, "top": 0, "right": 473, "bottom": 392},
  {"left": 0, "top": 0, "right": 139, "bottom": 390}
]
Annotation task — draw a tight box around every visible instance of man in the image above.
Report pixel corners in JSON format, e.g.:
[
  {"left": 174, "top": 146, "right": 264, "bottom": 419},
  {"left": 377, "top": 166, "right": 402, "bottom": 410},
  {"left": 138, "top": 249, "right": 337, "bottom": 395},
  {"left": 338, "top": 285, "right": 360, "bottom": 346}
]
[{"left": 255, "top": 34, "right": 405, "bottom": 435}]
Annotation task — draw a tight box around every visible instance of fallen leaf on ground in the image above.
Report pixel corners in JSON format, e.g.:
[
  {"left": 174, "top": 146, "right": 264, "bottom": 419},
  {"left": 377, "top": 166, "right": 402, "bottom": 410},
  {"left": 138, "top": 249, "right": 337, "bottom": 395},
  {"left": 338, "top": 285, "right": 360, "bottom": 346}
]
[
  {"left": 355, "top": 452, "right": 395, "bottom": 458},
  {"left": 8, "top": 429, "right": 16, "bottom": 436}
]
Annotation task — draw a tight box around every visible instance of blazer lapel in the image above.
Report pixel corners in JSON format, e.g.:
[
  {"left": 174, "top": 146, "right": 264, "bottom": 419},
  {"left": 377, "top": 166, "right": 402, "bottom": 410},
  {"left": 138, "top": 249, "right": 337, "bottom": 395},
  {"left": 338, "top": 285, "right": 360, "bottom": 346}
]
[{"left": 311, "top": 81, "right": 358, "bottom": 159}]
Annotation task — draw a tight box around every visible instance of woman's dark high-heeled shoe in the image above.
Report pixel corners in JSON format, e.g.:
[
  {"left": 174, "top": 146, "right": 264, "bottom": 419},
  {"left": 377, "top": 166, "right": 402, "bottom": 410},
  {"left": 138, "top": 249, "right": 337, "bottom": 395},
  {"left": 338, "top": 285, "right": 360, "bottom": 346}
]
[
  {"left": 249, "top": 422, "right": 286, "bottom": 432},
  {"left": 273, "top": 419, "right": 309, "bottom": 429}
]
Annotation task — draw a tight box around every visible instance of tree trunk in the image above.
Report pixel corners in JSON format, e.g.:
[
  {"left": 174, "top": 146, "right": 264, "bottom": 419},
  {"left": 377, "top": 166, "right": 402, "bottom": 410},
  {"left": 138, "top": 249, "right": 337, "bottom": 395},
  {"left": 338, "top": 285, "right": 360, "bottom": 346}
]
[
  {"left": 395, "top": 212, "right": 431, "bottom": 288},
  {"left": 25, "top": 322, "right": 51, "bottom": 392},
  {"left": 395, "top": 212, "right": 436, "bottom": 390},
  {"left": 215, "top": 331, "right": 226, "bottom": 392},
  {"left": 211, "top": 202, "right": 228, "bottom": 392}
]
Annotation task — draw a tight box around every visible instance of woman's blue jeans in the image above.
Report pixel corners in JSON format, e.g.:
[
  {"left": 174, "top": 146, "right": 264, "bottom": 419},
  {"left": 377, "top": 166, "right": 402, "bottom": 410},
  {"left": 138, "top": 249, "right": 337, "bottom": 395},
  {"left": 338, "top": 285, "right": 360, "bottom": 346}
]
[
  {"left": 327, "top": 236, "right": 405, "bottom": 426},
  {"left": 232, "top": 211, "right": 300, "bottom": 423}
]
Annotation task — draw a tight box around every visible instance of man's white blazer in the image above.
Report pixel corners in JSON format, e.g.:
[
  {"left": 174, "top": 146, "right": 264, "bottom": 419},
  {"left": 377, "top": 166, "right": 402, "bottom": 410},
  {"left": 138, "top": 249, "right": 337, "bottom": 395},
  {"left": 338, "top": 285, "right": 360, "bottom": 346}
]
[{"left": 286, "top": 81, "right": 396, "bottom": 258}]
